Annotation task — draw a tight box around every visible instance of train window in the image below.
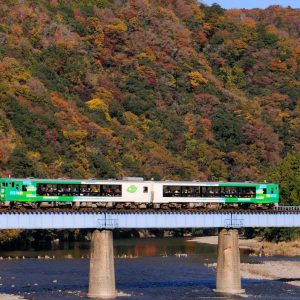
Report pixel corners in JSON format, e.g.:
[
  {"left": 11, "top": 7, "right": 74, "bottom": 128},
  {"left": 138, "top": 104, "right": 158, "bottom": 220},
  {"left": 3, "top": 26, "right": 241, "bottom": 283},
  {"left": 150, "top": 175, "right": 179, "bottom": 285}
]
[
  {"left": 100, "top": 185, "right": 122, "bottom": 197},
  {"left": 91, "top": 184, "right": 100, "bottom": 196},
  {"left": 181, "top": 186, "right": 196, "bottom": 197},
  {"left": 143, "top": 186, "right": 148, "bottom": 193},
  {"left": 163, "top": 185, "right": 181, "bottom": 197},
  {"left": 220, "top": 187, "right": 238, "bottom": 197},
  {"left": 163, "top": 186, "right": 203, "bottom": 197},
  {"left": 37, "top": 184, "right": 58, "bottom": 196},
  {"left": 271, "top": 189, "right": 274, "bottom": 194},
  {"left": 193, "top": 186, "right": 201, "bottom": 197},
  {"left": 263, "top": 188, "right": 267, "bottom": 194},
  {"left": 22, "top": 185, "right": 27, "bottom": 192},
  {"left": 12, "top": 182, "right": 14, "bottom": 188},
  {"left": 202, "top": 186, "right": 221, "bottom": 197},
  {"left": 237, "top": 187, "right": 256, "bottom": 198},
  {"left": 80, "top": 184, "right": 91, "bottom": 196}
]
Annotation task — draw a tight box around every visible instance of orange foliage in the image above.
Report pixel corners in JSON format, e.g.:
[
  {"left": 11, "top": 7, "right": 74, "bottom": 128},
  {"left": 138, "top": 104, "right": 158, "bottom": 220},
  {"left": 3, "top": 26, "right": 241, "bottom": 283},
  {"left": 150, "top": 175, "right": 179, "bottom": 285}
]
[
  {"left": 269, "top": 59, "right": 287, "bottom": 72},
  {"left": 50, "top": 93, "right": 112, "bottom": 139}
]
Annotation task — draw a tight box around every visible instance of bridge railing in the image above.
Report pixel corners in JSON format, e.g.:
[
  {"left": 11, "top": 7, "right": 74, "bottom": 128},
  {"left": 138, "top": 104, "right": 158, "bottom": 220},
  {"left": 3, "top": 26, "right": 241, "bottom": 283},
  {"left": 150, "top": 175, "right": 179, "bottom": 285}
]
[{"left": 274, "top": 206, "right": 300, "bottom": 211}]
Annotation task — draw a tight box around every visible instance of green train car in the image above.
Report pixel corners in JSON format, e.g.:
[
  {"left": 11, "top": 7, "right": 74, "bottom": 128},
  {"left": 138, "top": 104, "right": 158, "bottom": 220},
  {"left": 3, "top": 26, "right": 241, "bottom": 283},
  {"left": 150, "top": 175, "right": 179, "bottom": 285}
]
[{"left": 0, "top": 177, "right": 279, "bottom": 209}]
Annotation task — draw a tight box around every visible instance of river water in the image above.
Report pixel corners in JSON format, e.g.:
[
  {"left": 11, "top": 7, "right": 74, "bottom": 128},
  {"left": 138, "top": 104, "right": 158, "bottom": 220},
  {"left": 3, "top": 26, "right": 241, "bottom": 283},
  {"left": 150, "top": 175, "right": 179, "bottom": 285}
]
[{"left": 0, "top": 237, "right": 299, "bottom": 299}]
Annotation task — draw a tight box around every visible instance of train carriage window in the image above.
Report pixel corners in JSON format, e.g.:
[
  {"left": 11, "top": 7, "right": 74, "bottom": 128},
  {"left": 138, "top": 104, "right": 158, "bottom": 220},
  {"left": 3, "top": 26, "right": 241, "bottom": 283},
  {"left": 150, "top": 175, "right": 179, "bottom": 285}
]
[
  {"left": 143, "top": 186, "right": 148, "bottom": 193},
  {"left": 220, "top": 187, "right": 238, "bottom": 197},
  {"left": 263, "top": 188, "right": 267, "bottom": 194},
  {"left": 113, "top": 185, "right": 122, "bottom": 196},
  {"left": 37, "top": 184, "right": 57, "bottom": 196},
  {"left": 91, "top": 184, "right": 100, "bottom": 196},
  {"left": 202, "top": 186, "right": 221, "bottom": 197},
  {"left": 193, "top": 186, "right": 201, "bottom": 197},
  {"left": 163, "top": 185, "right": 202, "bottom": 197},
  {"left": 163, "top": 185, "right": 181, "bottom": 197},
  {"left": 22, "top": 185, "right": 27, "bottom": 192},
  {"left": 181, "top": 186, "right": 195, "bottom": 197},
  {"left": 238, "top": 187, "right": 256, "bottom": 198},
  {"left": 100, "top": 184, "right": 122, "bottom": 197},
  {"left": 80, "top": 184, "right": 91, "bottom": 196}
]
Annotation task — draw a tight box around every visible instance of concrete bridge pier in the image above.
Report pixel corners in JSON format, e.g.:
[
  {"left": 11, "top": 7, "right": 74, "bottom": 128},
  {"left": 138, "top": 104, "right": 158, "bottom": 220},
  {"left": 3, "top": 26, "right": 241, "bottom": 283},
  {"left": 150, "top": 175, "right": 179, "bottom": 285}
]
[
  {"left": 214, "top": 228, "right": 245, "bottom": 294},
  {"left": 88, "top": 229, "right": 116, "bottom": 299}
]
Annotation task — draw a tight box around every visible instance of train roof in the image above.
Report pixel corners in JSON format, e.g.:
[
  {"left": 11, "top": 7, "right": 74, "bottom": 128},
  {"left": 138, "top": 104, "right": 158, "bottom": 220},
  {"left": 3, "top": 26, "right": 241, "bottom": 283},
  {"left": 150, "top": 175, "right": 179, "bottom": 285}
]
[{"left": 0, "top": 178, "right": 278, "bottom": 185}]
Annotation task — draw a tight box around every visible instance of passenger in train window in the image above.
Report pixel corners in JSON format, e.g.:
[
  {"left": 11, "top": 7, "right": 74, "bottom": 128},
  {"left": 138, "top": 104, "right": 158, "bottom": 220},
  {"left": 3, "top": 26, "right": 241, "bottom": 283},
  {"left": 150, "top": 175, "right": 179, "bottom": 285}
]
[
  {"left": 115, "top": 186, "right": 121, "bottom": 196},
  {"left": 107, "top": 187, "right": 113, "bottom": 196},
  {"left": 183, "top": 187, "right": 189, "bottom": 195},
  {"left": 165, "top": 187, "right": 172, "bottom": 196},
  {"left": 91, "top": 185, "right": 99, "bottom": 196},
  {"left": 174, "top": 189, "right": 180, "bottom": 197}
]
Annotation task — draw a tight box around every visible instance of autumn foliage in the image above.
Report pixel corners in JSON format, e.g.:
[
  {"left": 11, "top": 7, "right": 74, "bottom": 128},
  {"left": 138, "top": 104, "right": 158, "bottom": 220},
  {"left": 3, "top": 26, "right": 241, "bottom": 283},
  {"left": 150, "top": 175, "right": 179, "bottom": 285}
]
[{"left": 0, "top": 1, "right": 299, "bottom": 203}]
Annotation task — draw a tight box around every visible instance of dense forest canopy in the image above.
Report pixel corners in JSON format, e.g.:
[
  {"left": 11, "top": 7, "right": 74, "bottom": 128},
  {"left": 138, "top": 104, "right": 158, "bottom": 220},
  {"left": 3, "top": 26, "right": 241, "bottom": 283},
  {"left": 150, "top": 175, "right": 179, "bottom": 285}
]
[{"left": 0, "top": 0, "right": 299, "bottom": 204}]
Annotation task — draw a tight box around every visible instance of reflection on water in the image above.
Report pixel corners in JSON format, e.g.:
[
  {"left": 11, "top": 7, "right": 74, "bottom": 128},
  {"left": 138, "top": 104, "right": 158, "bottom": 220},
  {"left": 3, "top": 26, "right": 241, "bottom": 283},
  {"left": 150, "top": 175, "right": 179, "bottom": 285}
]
[
  {"left": 0, "top": 237, "right": 218, "bottom": 260},
  {"left": 0, "top": 238, "right": 299, "bottom": 299}
]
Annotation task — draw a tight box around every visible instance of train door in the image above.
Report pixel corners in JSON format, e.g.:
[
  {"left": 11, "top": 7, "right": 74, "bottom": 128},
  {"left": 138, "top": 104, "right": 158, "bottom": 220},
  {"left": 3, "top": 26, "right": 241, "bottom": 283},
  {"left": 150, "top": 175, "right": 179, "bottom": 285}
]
[{"left": 0, "top": 178, "right": 3, "bottom": 202}]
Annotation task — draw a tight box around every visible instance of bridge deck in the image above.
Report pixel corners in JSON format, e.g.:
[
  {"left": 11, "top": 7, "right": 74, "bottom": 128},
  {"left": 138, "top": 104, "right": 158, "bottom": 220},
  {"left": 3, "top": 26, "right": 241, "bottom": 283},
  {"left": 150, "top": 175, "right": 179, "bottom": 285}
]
[{"left": 0, "top": 211, "right": 299, "bottom": 229}]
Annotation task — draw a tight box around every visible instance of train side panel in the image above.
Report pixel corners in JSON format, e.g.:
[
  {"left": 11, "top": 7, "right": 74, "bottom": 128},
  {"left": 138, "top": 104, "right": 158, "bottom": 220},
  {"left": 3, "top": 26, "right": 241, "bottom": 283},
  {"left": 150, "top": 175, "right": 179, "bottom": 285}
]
[{"left": 1, "top": 179, "right": 152, "bottom": 203}]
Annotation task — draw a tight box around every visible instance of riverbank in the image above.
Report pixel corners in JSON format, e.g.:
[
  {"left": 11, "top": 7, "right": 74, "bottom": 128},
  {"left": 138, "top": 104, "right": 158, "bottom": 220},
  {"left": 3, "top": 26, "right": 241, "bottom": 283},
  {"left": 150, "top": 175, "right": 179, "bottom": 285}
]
[
  {"left": 0, "top": 294, "right": 24, "bottom": 299},
  {"left": 190, "top": 236, "right": 300, "bottom": 256},
  {"left": 241, "top": 261, "right": 300, "bottom": 286},
  {"left": 193, "top": 236, "right": 300, "bottom": 287},
  {"left": 206, "top": 260, "right": 300, "bottom": 287}
]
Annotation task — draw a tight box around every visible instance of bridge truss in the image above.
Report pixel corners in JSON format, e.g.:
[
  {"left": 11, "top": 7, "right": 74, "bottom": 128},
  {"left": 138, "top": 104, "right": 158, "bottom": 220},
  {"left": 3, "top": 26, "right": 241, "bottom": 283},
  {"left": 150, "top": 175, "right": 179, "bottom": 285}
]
[{"left": 0, "top": 210, "right": 299, "bottom": 229}]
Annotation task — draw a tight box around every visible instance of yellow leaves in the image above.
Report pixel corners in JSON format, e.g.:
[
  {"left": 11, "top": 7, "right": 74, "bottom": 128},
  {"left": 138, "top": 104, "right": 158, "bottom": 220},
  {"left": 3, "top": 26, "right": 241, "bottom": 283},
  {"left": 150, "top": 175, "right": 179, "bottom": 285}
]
[
  {"left": 137, "top": 48, "right": 156, "bottom": 62},
  {"left": 233, "top": 39, "right": 248, "bottom": 50},
  {"left": 63, "top": 129, "right": 88, "bottom": 141},
  {"left": 86, "top": 98, "right": 108, "bottom": 111},
  {"left": 12, "top": 70, "right": 31, "bottom": 82},
  {"left": 105, "top": 19, "right": 127, "bottom": 34},
  {"left": 191, "top": 3, "right": 204, "bottom": 22},
  {"left": 188, "top": 71, "right": 208, "bottom": 89},
  {"left": 94, "top": 87, "right": 113, "bottom": 102},
  {"left": 123, "top": 111, "right": 139, "bottom": 126},
  {"left": 26, "top": 151, "right": 40, "bottom": 161},
  {"left": 0, "top": 57, "right": 31, "bottom": 83},
  {"left": 84, "top": 17, "right": 104, "bottom": 48},
  {"left": 86, "top": 98, "right": 111, "bottom": 121},
  {"left": 128, "top": 16, "right": 139, "bottom": 29}
]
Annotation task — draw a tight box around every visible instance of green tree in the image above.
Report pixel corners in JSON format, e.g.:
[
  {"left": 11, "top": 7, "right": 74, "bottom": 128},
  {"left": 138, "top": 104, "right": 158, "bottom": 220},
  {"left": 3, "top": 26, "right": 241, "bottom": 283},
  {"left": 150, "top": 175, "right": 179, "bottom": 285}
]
[{"left": 267, "top": 153, "right": 300, "bottom": 205}]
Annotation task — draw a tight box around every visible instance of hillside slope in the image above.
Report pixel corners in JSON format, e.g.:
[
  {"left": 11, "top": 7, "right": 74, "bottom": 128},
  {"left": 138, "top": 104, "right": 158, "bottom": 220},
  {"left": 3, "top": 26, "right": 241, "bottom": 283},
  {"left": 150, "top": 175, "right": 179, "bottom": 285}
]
[{"left": 0, "top": 0, "right": 299, "bottom": 202}]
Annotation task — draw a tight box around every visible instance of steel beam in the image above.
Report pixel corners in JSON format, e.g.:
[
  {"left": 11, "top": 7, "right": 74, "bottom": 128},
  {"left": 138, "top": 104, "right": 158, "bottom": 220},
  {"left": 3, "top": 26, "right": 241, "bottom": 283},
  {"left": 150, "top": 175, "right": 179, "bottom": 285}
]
[{"left": 0, "top": 212, "right": 300, "bottom": 229}]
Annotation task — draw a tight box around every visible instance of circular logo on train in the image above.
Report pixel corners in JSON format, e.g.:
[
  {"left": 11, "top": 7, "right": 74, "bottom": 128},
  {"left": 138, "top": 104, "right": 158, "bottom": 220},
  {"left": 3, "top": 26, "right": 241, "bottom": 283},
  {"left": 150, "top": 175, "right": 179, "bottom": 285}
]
[{"left": 127, "top": 185, "right": 137, "bottom": 193}]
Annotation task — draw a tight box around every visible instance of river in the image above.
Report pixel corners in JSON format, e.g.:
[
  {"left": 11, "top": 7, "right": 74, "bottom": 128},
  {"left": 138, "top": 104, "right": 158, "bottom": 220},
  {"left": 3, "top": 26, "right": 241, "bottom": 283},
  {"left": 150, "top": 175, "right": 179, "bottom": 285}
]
[{"left": 0, "top": 237, "right": 299, "bottom": 299}]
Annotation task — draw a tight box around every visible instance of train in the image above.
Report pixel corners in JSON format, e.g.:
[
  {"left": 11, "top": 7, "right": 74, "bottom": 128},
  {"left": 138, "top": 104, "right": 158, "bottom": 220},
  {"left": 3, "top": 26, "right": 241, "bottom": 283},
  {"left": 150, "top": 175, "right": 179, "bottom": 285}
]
[{"left": 0, "top": 177, "right": 279, "bottom": 210}]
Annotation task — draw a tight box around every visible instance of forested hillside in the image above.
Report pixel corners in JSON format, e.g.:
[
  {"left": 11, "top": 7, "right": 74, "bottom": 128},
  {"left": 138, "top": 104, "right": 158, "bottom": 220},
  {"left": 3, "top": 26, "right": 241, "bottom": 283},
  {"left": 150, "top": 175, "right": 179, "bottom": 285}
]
[{"left": 0, "top": 0, "right": 299, "bottom": 204}]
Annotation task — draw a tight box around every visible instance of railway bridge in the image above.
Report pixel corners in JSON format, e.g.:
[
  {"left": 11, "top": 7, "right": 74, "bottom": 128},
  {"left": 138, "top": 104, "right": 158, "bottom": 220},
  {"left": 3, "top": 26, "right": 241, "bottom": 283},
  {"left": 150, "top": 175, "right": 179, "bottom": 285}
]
[{"left": 1, "top": 207, "right": 300, "bottom": 297}]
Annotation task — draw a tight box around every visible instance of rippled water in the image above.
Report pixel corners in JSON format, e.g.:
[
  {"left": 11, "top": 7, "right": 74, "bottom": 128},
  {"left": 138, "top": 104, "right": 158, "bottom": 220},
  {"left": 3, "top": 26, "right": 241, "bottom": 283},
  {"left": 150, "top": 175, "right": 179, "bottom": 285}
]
[{"left": 0, "top": 238, "right": 299, "bottom": 299}]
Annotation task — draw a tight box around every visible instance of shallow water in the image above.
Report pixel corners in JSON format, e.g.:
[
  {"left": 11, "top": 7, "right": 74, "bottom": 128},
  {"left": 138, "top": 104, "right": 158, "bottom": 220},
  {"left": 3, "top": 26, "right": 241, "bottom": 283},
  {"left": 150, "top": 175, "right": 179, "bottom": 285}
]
[{"left": 0, "top": 238, "right": 299, "bottom": 299}]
